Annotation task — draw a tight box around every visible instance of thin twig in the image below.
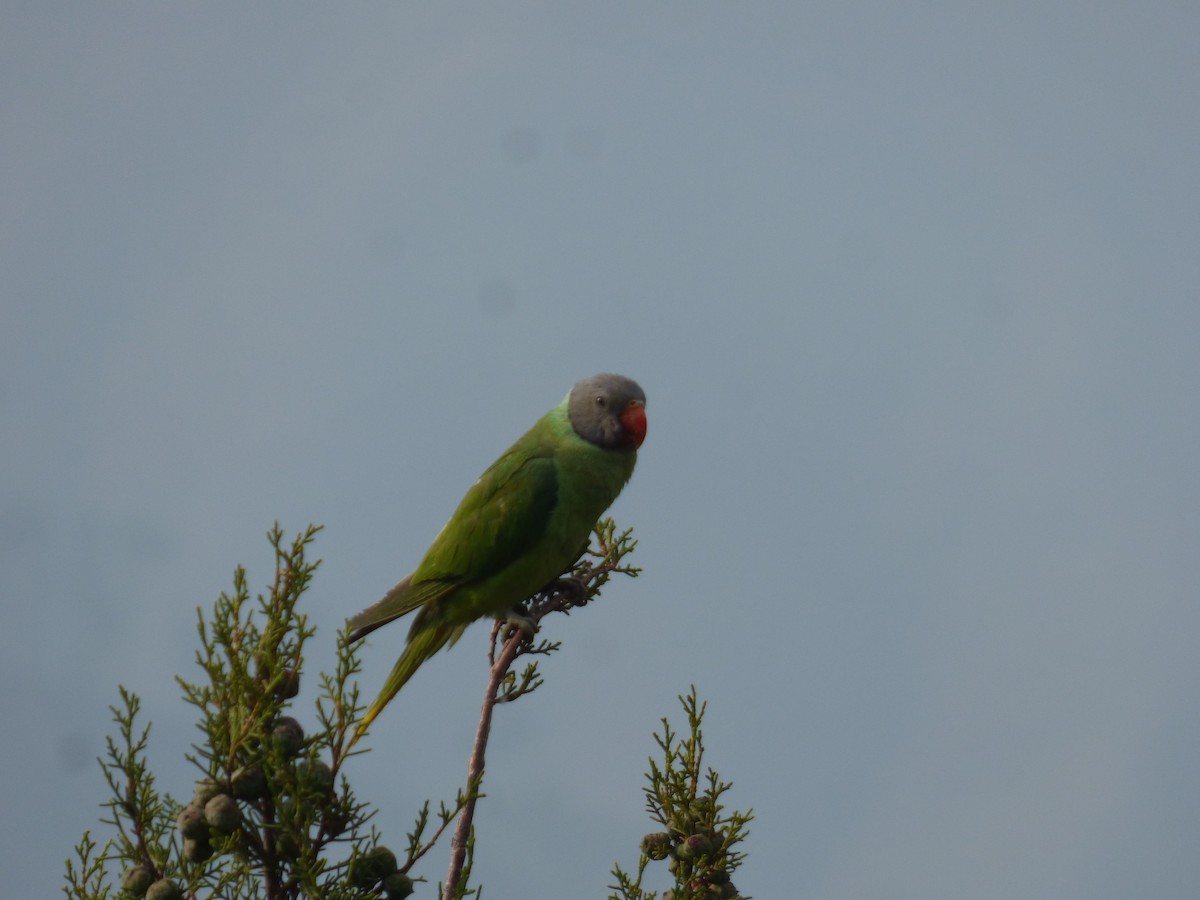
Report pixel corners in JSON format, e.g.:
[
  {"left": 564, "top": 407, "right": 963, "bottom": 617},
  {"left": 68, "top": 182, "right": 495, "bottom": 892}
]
[{"left": 443, "top": 624, "right": 526, "bottom": 898}]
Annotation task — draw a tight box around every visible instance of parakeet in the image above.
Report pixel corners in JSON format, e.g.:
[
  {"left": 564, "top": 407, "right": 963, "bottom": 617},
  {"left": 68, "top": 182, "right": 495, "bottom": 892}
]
[{"left": 347, "top": 373, "right": 647, "bottom": 739}]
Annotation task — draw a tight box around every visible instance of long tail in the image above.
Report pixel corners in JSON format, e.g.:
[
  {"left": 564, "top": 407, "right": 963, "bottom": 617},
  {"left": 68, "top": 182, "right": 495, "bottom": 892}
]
[{"left": 347, "top": 621, "right": 462, "bottom": 749}]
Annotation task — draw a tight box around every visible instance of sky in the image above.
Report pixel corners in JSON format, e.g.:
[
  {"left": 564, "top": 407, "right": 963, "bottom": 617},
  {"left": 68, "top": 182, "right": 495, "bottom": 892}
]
[{"left": 4, "top": 4, "right": 1199, "bottom": 898}]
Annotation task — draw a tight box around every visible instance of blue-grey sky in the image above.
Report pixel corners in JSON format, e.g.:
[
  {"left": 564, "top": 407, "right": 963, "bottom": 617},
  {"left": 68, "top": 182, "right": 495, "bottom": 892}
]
[{"left": 4, "top": 4, "right": 1199, "bottom": 898}]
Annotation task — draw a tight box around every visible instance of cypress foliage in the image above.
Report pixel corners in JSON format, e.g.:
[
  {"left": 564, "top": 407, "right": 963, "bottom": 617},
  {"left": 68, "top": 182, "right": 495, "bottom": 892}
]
[{"left": 64, "top": 521, "right": 750, "bottom": 900}]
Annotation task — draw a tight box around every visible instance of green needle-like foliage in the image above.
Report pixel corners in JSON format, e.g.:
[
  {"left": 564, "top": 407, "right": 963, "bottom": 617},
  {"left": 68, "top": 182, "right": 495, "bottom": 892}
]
[
  {"left": 63, "top": 525, "right": 448, "bottom": 900},
  {"left": 65, "top": 522, "right": 750, "bottom": 899},
  {"left": 609, "top": 688, "right": 754, "bottom": 900}
]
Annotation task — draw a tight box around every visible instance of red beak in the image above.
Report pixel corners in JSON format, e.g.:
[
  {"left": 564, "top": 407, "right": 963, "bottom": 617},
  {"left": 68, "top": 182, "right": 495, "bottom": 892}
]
[{"left": 620, "top": 399, "right": 647, "bottom": 448}]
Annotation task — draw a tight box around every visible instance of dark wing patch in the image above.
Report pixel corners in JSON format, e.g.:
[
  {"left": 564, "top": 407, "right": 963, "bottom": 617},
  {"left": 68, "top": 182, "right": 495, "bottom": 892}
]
[{"left": 415, "top": 451, "right": 559, "bottom": 584}]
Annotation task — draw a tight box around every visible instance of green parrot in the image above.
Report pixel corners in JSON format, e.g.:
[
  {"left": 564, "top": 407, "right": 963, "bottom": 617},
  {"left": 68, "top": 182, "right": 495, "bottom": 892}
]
[{"left": 347, "top": 373, "right": 647, "bottom": 740}]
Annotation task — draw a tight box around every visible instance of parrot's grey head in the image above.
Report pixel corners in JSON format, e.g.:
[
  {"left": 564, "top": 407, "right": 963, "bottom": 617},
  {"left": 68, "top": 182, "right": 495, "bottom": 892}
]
[{"left": 567, "top": 373, "right": 647, "bottom": 450}]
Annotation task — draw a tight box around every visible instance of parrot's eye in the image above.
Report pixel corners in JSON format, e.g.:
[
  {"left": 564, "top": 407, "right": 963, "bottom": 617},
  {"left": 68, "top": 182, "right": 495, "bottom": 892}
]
[{"left": 594, "top": 395, "right": 607, "bottom": 407}]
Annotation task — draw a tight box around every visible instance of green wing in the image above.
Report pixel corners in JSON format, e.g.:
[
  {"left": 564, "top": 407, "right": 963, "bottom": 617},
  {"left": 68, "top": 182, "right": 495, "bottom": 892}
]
[
  {"left": 347, "top": 433, "right": 559, "bottom": 641},
  {"left": 346, "top": 574, "right": 452, "bottom": 642},
  {"left": 416, "top": 447, "right": 559, "bottom": 582}
]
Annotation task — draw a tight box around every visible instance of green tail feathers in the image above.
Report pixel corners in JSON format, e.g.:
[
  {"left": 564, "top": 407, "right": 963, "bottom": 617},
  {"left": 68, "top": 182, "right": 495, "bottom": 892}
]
[{"left": 349, "top": 621, "right": 463, "bottom": 747}]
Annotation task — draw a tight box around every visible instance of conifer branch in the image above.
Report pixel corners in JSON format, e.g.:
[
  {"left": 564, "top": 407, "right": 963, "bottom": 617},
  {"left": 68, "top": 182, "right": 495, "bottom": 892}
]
[
  {"left": 65, "top": 519, "right": 750, "bottom": 900},
  {"left": 609, "top": 688, "right": 754, "bottom": 900}
]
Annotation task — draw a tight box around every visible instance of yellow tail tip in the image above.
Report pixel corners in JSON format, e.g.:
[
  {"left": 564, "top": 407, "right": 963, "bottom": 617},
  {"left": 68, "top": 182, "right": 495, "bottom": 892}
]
[{"left": 345, "top": 712, "right": 376, "bottom": 752}]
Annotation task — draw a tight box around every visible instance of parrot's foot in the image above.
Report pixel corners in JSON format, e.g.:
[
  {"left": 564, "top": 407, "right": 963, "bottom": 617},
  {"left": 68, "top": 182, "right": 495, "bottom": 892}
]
[
  {"left": 501, "top": 608, "right": 538, "bottom": 641},
  {"left": 548, "top": 576, "right": 587, "bottom": 602}
]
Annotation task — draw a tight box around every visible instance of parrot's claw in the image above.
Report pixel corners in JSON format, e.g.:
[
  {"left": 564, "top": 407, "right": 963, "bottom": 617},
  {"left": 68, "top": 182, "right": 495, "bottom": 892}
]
[
  {"left": 501, "top": 608, "right": 538, "bottom": 641},
  {"left": 548, "top": 576, "right": 587, "bottom": 602}
]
